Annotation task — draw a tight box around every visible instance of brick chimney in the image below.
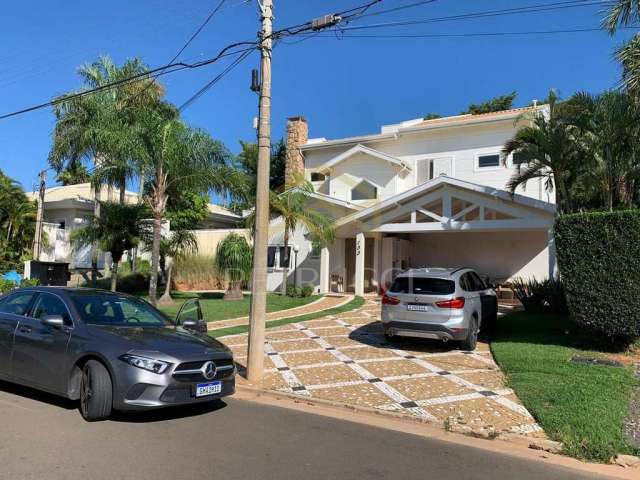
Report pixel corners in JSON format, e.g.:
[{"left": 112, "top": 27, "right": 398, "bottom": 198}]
[{"left": 285, "top": 116, "right": 308, "bottom": 187}]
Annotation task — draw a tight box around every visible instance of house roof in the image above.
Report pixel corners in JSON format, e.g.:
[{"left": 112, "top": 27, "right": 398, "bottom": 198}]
[
  {"left": 207, "top": 203, "right": 243, "bottom": 219},
  {"left": 306, "top": 191, "right": 364, "bottom": 211},
  {"left": 312, "top": 144, "right": 410, "bottom": 173},
  {"left": 336, "top": 175, "right": 556, "bottom": 228},
  {"left": 303, "top": 106, "right": 544, "bottom": 152},
  {"left": 26, "top": 183, "right": 140, "bottom": 208}
]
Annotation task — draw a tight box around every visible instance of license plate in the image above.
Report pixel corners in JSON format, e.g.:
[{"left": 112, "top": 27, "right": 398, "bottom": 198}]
[
  {"left": 195, "top": 381, "right": 222, "bottom": 397},
  {"left": 407, "top": 304, "right": 430, "bottom": 312}
]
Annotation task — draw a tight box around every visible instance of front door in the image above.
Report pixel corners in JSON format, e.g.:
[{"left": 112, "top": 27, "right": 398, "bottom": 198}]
[
  {"left": 345, "top": 238, "right": 375, "bottom": 293},
  {"left": 12, "top": 292, "right": 72, "bottom": 393}
]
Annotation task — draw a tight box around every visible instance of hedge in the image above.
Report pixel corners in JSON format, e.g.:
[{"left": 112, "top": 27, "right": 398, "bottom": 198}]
[{"left": 554, "top": 209, "right": 640, "bottom": 341}]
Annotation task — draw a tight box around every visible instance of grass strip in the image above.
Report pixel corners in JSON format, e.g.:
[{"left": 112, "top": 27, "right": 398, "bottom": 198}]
[
  {"left": 210, "top": 296, "right": 365, "bottom": 338},
  {"left": 491, "top": 311, "right": 639, "bottom": 462}
]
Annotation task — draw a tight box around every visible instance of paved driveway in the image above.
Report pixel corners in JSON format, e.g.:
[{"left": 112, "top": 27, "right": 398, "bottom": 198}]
[{"left": 221, "top": 297, "right": 542, "bottom": 437}]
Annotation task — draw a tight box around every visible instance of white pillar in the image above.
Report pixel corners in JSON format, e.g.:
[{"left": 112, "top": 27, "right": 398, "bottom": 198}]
[
  {"left": 355, "top": 232, "right": 365, "bottom": 296},
  {"left": 320, "top": 246, "right": 330, "bottom": 293}
]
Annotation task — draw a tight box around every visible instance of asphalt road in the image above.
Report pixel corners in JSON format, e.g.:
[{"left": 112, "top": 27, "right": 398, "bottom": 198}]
[{"left": 0, "top": 382, "right": 607, "bottom": 480}]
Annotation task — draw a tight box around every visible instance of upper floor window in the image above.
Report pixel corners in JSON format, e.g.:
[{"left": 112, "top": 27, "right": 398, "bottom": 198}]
[
  {"left": 477, "top": 154, "right": 501, "bottom": 169},
  {"left": 512, "top": 151, "right": 529, "bottom": 166},
  {"left": 310, "top": 172, "right": 326, "bottom": 182},
  {"left": 351, "top": 180, "right": 377, "bottom": 201}
]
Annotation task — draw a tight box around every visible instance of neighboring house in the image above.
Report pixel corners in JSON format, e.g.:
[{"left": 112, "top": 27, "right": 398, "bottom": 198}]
[
  {"left": 26, "top": 183, "right": 243, "bottom": 270},
  {"left": 266, "top": 109, "right": 557, "bottom": 295}
]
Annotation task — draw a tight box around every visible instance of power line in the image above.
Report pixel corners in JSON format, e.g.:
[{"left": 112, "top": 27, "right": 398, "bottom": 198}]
[
  {"left": 333, "top": 0, "right": 609, "bottom": 32},
  {"left": 179, "top": 48, "right": 254, "bottom": 111},
  {"left": 312, "top": 26, "right": 636, "bottom": 39},
  {"left": 354, "top": 0, "right": 439, "bottom": 20}
]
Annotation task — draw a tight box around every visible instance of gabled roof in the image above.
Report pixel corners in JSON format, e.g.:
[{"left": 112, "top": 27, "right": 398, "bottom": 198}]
[
  {"left": 336, "top": 175, "right": 555, "bottom": 227},
  {"left": 312, "top": 144, "right": 410, "bottom": 173},
  {"left": 306, "top": 191, "right": 364, "bottom": 211}
]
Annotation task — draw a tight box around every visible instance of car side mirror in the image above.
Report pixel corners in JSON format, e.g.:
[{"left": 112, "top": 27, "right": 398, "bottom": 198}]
[
  {"left": 42, "top": 314, "right": 64, "bottom": 328},
  {"left": 182, "top": 319, "right": 207, "bottom": 334}
]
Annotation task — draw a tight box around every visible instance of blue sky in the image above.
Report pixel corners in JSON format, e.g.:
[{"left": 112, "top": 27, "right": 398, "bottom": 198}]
[{"left": 0, "top": 0, "right": 633, "bottom": 194}]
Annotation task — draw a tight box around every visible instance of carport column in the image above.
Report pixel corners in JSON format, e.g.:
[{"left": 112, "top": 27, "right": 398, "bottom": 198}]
[
  {"left": 320, "top": 246, "right": 330, "bottom": 293},
  {"left": 355, "top": 232, "right": 365, "bottom": 296}
]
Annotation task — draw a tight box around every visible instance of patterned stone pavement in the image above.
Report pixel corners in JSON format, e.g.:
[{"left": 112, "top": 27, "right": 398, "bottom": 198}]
[{"left": 220, "top": 297, "right": 543, "bottom": 438}]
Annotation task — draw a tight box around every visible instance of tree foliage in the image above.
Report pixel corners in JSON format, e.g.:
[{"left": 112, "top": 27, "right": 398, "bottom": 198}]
[
  {"left": 463, "top": 92, "right": 517, "bottom": 115},
  {"left": 214, "top": 233, "right": 252, "bottom": 300},
  {"left": 0, "top": 171, "right": 37, "bottom": 272}
]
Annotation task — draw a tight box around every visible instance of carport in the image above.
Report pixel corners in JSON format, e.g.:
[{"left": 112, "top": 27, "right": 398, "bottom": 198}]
[{"left": 319, "top": 176, "right": 557, "bottom": 295}]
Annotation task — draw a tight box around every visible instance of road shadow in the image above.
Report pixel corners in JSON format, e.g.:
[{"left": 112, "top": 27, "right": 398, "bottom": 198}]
[
  {"left": 0, "top": 379, "right": 77, "bottom": 410},
  {"left": 109, "top": 398, "right": 228, "bottom": 423}
]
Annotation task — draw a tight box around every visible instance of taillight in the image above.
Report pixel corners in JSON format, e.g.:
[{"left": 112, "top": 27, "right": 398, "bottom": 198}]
[
  {"left": 435, "top": 297, "right": 465, "bottom": 309},
  {"left": 382, "top": 294, "right": 401, "bottom": 305}
]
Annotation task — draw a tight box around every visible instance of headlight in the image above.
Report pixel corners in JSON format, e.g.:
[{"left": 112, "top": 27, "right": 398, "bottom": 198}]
[{"left": 119, "top": 354, "right": 170, "bottom": 374}]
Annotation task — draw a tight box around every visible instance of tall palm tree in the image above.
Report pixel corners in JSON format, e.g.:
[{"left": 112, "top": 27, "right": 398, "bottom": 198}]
[
  {"left": 502, "top": 91, "right": 586, "bottom": 214},
  {"left": 158, "top": 229, "right": 198, "bottom": 305},
  {"left": 603, "top": 1, "right": 640, "bottom": 95},
  {"left": 71, "top": 202, "right": 148, "bottom": 292},
  {"left": 0, "top": 171, "right": 37, "bottom": 269},
  {"left": 563, "top": 90, "right": 640, "bottom": 209},
  {"left": 214, "top": 233, "right": 253, "bottom": 300},
  {"left": 135, "top": 109, "right": 243, "bottom": 306}
]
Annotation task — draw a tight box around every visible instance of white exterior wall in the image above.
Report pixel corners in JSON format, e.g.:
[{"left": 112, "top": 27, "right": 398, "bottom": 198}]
[
  {"left": 409, "top": 230, "right": 551, "bottom": 282},
  {"left": 328, "top": 152, "right": 399, "bottom": 204}
]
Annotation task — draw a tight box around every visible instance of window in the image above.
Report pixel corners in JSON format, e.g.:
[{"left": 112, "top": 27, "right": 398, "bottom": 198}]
[
  {"left": 389, "top": 277, "right": 455, "bottom": 295},
  {"left": 70, "top": 292, "right": 171, "bottom": 326},
  {"left": 279, "top": 246, "right": 291, "bottom": 268},
  {"left": 267, "top": 246, "right": 277, "bottom": 268},
  {"left": 477, "top": 154, "right": 501, "bottom": 169},
  {"left": 512, "top": 151, "right": 529, "bottom": 165},
  {"left": 310, "top": 172, "right": 326, "bottom": 182},
  {"left": 56, "top": 220, "right": 66, "bottom": 230},
  {"left": 31, "top": 293, "right": 72, "bottom": 326},
  {"left": 351, "top": 180, "right": 377, "bottom": 201},
  {"left": 0, "top": 292, "right": 35, "bottom": 316},
  {"left": 460, "top": 272, "right": 485, "bottom": 292},
  {"left": 469, "top": 272, "right": 487, "bottom": 291}
]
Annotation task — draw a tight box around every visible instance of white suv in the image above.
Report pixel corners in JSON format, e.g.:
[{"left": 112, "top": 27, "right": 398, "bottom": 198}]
[{"left": 381, "top": 268, "right": 497, "bottom": 350}]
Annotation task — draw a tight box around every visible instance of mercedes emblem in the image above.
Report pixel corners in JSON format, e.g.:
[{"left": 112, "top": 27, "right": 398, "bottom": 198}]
[{"left": 201, "top": 361, "right": 217, "bottom": 380}]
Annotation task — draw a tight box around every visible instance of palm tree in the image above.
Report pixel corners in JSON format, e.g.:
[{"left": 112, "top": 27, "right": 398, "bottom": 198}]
[
  {"left": 135, "top": 109, "right": 243, "bottom": 306},
  {"left": 0, "top": 171, "right": 37, "bottom": 269},
  {"left": 563, "top": 90, "right": 640, "bottom": 210},
  {"left": 603, "top": 1, "right": 640, "bottom": 95},
  {"left": 214, "top": 233, "right": 252, "bottom": 300},
  {"left": 502, "top": 91, "right": 586, "bottom": 214},
  {"left": 71, "top": 202, "right": 148, "bottom": 291},
  {"left": 246, "top": 174, "right": 335, "bottom": 294},
  {"left": 158, "top": 229, "right": 198, "bottom": 305}
]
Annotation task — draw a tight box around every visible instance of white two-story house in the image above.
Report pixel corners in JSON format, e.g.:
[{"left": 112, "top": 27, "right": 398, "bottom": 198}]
[{"left": 266, "top": 107, "right": 557, "bottom": 295}]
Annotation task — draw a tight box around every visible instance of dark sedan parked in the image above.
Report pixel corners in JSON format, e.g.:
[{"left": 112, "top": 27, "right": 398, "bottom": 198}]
[{"left": 0, "top": 287, "right": 235, "bottom": 421}]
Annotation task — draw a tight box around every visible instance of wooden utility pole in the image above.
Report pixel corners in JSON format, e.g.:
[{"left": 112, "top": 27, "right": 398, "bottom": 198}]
[
  {"left": 246, "top": 0, "right": 273, "bottom": 382},
  {"left": 32, "top": 170, "right": 46, "bottom": 261}
]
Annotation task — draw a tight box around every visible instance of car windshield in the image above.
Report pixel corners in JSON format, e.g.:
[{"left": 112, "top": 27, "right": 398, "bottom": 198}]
[
  {"left": 390, "top": 277, "right": 455, "bottom": 295},
  {"left": 69, "top": 292, "right": 172, "bottom": 327}
]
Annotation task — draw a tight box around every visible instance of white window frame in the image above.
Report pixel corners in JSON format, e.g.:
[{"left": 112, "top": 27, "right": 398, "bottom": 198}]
[{"left": 474, "top": 152, "right": 504, "bottom": 172}]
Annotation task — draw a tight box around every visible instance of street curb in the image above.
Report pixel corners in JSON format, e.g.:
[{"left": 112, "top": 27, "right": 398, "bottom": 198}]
[{"left": 233, "top": 384, "right": 639, "bottom": 479}]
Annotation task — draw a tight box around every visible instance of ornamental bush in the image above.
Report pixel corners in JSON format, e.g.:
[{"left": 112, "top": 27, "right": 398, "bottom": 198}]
[{"left": 554, "top": 210, "right": 640, "bottom": 342}]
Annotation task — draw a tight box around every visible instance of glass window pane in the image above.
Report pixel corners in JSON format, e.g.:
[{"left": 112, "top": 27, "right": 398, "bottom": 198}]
[
  {"left": 351, "top": 181, "right": 377, "bottom": 200},
  {"left": 32, "top": 293, "right": 72, "bottom": 325},
  {"left": 279, "top": 246, "right": 291, "bottom": 268},
  {"left": 512, "top": 151, "right": 528, "bottom": 165},
  {"left": 389, "top": 277, "right": 455, "bottom": 295},
  {"left": 478, "top": 154, "right": 500, "bottom": 168},
  {"left": 0, "top": 292, "right": 35, "bottom": 316},
  {"left": 267, "top": 246, "right": 277, "bottom": 268}
]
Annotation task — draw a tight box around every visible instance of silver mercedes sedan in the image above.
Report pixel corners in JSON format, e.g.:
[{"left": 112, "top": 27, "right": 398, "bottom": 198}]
[{"left": 0, "top": 287, "right": 235, "bottom": 421}]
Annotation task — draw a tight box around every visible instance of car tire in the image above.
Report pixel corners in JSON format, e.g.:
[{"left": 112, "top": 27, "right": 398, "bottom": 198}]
[
  {"left": 80, "top": 360, "right": 113, "bottom": 422},
  {"left": 460, "top": 318, "right": 478, "bottom": 351}
]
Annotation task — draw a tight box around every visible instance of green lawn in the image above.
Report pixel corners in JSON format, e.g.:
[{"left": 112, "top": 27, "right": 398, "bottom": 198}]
[
  {"left": 209, "top": 296, "right": 365, "bottom": 338},
  {"left": 157, "top": 292, "right": 321, "bottom": 323},
  {"left": 491, "top": 311, "right": 639, "bottom": 462}
]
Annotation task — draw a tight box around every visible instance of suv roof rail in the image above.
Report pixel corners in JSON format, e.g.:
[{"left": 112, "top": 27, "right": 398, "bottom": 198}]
[{"left": 449, "top": 267, "right": 472, "bottom": 276}]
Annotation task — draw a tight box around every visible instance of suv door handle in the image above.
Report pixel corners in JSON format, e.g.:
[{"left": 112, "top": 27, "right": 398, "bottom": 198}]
[{"left": 18, "top": 325, "right": 32, "bottom": 334}]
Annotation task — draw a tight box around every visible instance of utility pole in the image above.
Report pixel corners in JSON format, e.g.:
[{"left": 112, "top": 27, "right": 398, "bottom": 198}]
[
  {"left": 32, "top": 170, "right": 46, "bottom": 261},
  {"left": 246, "top": 0, "right": 273, "bottom": 382}
]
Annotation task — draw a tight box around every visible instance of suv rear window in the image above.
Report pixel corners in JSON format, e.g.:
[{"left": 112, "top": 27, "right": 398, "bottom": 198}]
[{"left": 389, "top": 277, "right": 455, "bottom": 295}]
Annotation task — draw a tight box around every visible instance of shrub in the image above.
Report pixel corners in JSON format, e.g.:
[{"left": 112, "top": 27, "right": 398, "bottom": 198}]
[
  {"left": 301, "top": 284, "right": 314, "bottom": 298},
  {"left": 119, "top": 259, "right": 151, "bottom": 276},
  {"left": 86, "top": 273, "right": 149, "bottom": 294},
  {"left": 555, "top": 210, "right": 640, "bottom": 342},
  {"left": 0, "top": 277, "right": 39, "bottom": 294},
  {"left": 511, "top": 277, "right": 567, "bottom": 314},
  {"left": 286, "top": 284, "right": 301, "bottom": 297}
]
